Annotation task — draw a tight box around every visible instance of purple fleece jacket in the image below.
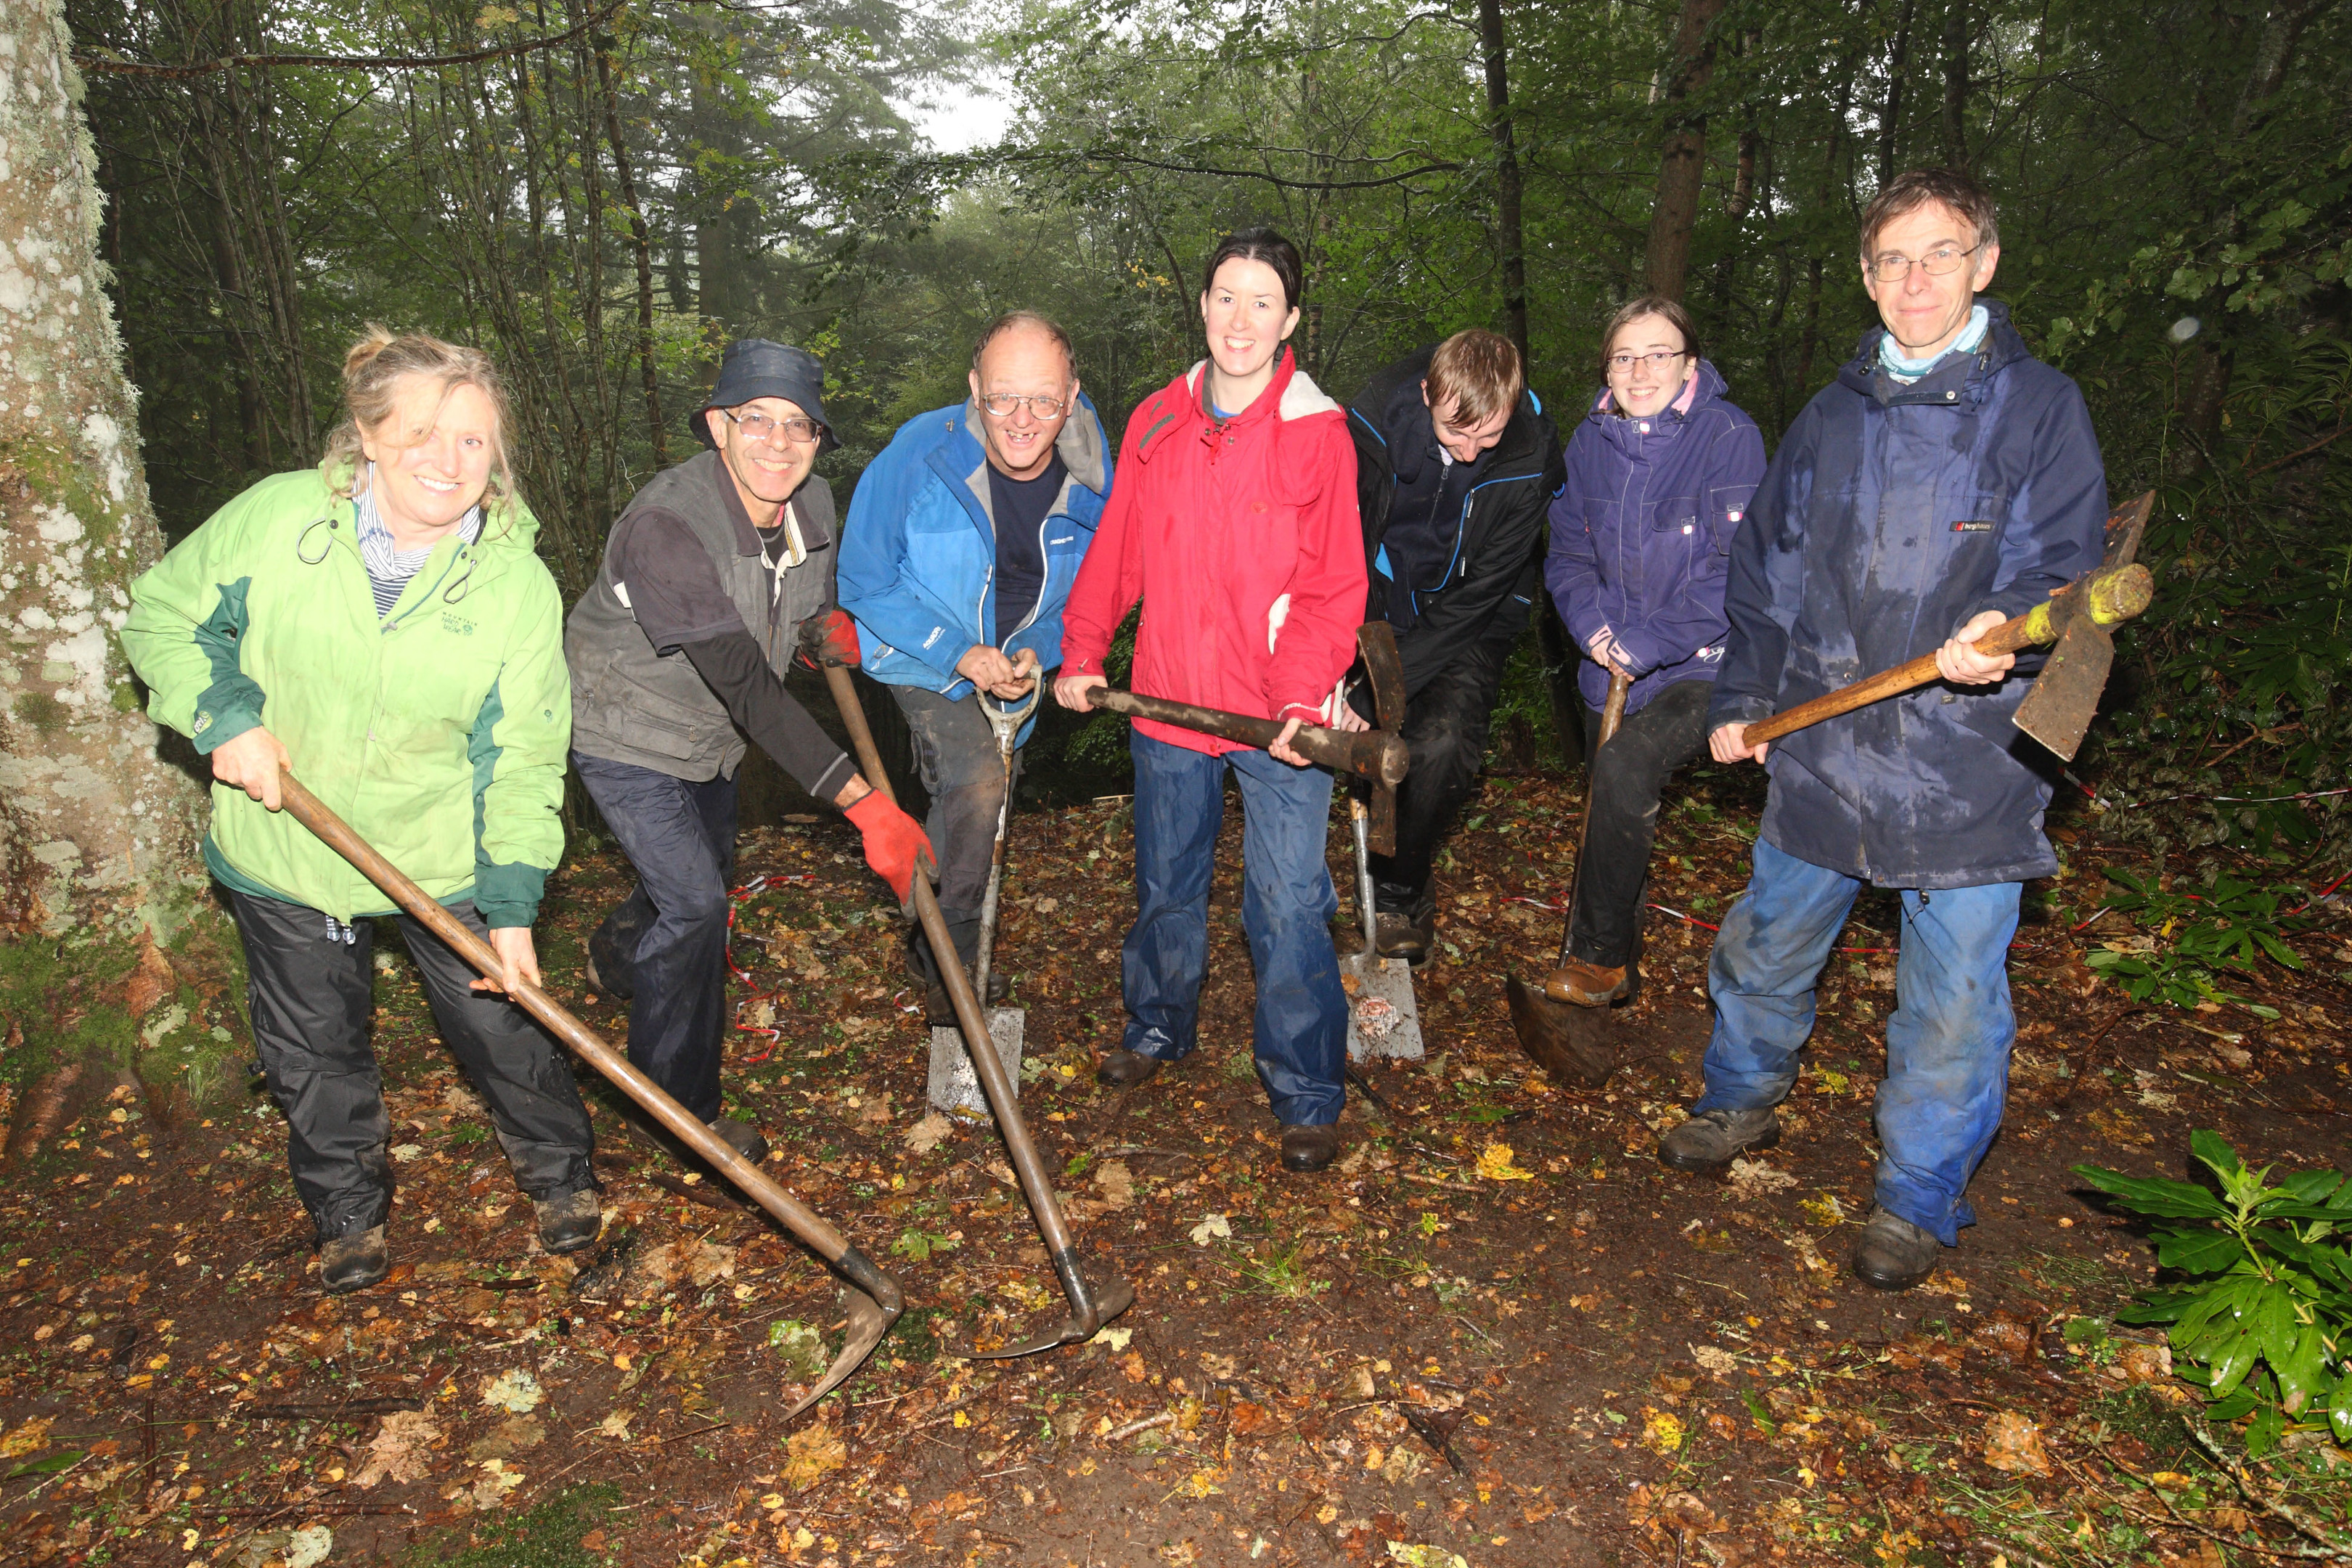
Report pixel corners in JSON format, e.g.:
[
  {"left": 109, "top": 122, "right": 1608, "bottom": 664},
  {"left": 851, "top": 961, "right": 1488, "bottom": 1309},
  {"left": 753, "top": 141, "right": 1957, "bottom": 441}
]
[{"left": 1543, "top": 358, "right": 1766, "bottom": 715}]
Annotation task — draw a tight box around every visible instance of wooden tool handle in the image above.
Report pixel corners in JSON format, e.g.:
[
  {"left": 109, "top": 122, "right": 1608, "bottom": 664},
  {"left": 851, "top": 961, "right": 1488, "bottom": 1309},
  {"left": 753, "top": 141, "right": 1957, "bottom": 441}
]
[
  {"left": 1090, "top": 687, "right": 1408, "bottom": 786},
  {"left": 274, "top": 772, "right": 878, "bottom": 1282},
  {"left": 1742, "top": 562, "right": 2153, "bottom": 748}
]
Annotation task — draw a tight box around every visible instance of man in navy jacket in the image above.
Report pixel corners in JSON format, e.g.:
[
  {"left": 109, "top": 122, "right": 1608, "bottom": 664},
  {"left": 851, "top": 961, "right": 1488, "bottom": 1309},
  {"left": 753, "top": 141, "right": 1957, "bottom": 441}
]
[
  {"left": 838, "top": 313, "right": 1108, "bottom": 1018},
  {"left": 1666, "top": 168, "right": 2109, "bottom": 1291}
]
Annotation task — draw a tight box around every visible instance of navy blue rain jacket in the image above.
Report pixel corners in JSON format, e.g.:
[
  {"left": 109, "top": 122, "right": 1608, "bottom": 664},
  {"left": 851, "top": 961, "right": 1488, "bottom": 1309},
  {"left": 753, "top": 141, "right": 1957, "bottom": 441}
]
[
  {"left": 1708, "top": 300, "right": 2110, "bottom": 889},
  {"left": 1545, "top": 359, "right": 1766, "bottom": 716}
]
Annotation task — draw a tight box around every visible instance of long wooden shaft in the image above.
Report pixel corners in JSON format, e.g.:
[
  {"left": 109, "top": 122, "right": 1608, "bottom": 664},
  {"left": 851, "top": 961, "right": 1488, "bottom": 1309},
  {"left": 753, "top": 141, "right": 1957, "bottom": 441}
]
[
  {"left": 1555, "top": 671, "right": 1632, "bottom": 965},
  {"left": 275, "top": 773, "right": 894, "bottom": 1301},
  {"left": 1090, "top": 688, "right": 1408, "bottom": 787},
  {"left": 1743, "top": 561, "right": 2153, "bottom": 747},
  {"left": 822, "top": 669, "right": 1078, "bottom": 1262}
]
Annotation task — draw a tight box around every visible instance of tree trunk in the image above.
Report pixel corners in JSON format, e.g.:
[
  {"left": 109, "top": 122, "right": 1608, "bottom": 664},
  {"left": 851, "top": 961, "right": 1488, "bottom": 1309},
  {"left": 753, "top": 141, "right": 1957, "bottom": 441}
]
[
  {"left": 1940, "top": 0, "right": 1969, "bottom": 166},
  {"left": 1475, "top": 0, "right": 1530, "bottom": 365},
  {"left": 598, "top": 45, "right": 667, "bottom": 467},
  {"left": 0, "top": 0, "right": 206, "bottom": 937},
  {"left": 1877, "top": 0, "right": 1916, "bottom": 187},
  {"left": 1641, "top": 0, "right": 1730, "bottom": 302}
]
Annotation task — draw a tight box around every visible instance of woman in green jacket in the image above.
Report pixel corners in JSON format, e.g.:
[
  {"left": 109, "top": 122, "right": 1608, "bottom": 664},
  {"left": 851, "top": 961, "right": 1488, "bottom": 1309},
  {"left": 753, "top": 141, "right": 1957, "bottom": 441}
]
[{"left": 123, "top": 329, "right": 598, "bottom": 1292}]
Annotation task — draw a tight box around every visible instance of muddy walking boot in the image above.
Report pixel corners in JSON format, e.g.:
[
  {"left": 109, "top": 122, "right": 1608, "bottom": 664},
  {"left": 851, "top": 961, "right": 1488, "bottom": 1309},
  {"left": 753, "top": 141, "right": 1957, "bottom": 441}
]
[
  {"left": 1095, "top": 1050, "right": 1164, "bottom": 1087},
  {"left": 585, "top": 890, "right": 653, "bottom": 1000},
  {"left": 1280, "top": 1125, "right": 1342, "bottom": 1172},
  {"left": 1657, "top": 1107, "right": 1781, "bottom": 1172},
  {"left": 1850, "top": 1208, "right": 1941, "bottom": 1291},
  {"left": 622, "top": 1103, "right": 769, "bottom": 1167},
  {"left": 534, "top": 1187, "right": 603, "bottom": 1254},
  {"left": 1372, "top": 885, "right": 1437, "bottom": 966},
  {"left": 906, "top": 923, "right": 1007, "bottom": 1024},
  {"left": 320, "top": 1225, "right": 388, "bottom": 1293}
]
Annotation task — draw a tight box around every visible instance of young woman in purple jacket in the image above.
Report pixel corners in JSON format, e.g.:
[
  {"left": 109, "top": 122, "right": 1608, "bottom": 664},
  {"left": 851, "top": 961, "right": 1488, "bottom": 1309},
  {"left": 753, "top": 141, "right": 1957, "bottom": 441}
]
[{"left": 1542, "top": 297, "right": 1767, "bottom": 1005}]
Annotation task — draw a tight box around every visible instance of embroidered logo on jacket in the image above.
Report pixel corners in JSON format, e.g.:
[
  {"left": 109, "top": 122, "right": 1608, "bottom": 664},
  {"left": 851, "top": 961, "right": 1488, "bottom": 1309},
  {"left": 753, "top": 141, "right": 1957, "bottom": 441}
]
[{"left": 1951, "top": 520, "right": 1994, "bottom": 533}]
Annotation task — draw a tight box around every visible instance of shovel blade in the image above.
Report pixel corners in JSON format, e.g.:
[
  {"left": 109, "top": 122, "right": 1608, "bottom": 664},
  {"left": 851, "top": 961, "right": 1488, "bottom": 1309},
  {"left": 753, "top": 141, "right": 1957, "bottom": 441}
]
[
  {"left": 1342, "top": 953, "right": 1424, "bottom": 1061},
  {"left": 1505, "top": 975, "right": 1616, "bottom": 1087},
  {"left": 928, "top": 1006, "right": 1024, "bottom": 1118},
  {"left": 2013, "top": 616, "right": 2115, "bottom": 763}
]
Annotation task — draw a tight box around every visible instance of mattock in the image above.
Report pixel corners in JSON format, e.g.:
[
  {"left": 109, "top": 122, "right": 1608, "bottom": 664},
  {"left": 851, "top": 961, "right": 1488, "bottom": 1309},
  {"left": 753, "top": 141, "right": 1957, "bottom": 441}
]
[
  {"left": 275, "top": 770, "right": 900, "bottom": 1418},
  {"left": 820, "top": 663, "right": 1136, "bottom": 1356}
]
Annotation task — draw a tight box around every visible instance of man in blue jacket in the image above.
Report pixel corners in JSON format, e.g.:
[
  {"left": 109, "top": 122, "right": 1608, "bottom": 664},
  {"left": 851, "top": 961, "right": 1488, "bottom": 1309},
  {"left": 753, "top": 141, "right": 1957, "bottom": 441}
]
[
  {"left": 838, "top": 312, "right": 1108, "bottom": 1018},
  {"left": 1668, "top": 168, "right": 2109, "bottom": 1291}
]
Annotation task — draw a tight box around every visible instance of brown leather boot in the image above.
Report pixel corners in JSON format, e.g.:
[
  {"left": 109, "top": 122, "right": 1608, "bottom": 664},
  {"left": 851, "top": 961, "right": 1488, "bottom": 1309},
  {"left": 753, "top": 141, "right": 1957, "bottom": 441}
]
[{"left": 1542, "top": 957, "right": 1628, "bottom": 1007}]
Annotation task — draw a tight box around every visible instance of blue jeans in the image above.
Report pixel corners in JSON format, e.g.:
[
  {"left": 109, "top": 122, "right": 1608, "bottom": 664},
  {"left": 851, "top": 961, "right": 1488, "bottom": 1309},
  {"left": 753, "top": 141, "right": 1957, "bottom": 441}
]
[
  {"left": 1122, "top": 733, "right": 1348, "bottom": 1127},
  {"left": 573, "top": 752, "right": 738, "bottom": 1123},
  {"left": 1697, "top": 837, "right": 2020, "bottom": 1245}
]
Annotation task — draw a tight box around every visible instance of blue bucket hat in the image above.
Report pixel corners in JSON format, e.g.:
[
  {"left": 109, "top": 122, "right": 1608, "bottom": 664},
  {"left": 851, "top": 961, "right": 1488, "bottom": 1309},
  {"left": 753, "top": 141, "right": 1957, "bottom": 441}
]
[{"left": 693, "top": 339, "right": 836, "bottom": 455}]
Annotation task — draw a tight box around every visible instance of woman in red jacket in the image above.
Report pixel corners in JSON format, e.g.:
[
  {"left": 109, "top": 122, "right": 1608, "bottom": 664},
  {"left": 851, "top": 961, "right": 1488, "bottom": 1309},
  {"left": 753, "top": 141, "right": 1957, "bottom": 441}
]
[{"left": 1056, "top": 228, "right": 1367, "bottom": 1172}]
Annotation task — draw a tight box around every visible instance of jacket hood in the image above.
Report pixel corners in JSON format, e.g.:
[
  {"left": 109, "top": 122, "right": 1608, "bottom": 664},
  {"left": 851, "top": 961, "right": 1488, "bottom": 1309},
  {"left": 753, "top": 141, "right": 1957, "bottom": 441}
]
[{"left": 1837, "top": 297, "right": 2031, "bottom": 399}]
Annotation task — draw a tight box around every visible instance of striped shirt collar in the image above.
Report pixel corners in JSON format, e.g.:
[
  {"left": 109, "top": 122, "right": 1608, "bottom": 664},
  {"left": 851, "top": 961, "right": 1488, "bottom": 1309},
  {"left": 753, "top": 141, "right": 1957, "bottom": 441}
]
[{"left": 354, "top": 463, "right": 483, "bottom": 579}]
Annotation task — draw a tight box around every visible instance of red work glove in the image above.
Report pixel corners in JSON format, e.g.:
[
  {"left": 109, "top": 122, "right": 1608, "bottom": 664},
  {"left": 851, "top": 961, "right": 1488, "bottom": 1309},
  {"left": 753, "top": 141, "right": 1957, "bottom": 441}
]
[
  {"left": 843, "top": 790, "right": 932, "bottom": 903},
  {"left": 798, "top": 608, "right": 861, "bottom": 669}
]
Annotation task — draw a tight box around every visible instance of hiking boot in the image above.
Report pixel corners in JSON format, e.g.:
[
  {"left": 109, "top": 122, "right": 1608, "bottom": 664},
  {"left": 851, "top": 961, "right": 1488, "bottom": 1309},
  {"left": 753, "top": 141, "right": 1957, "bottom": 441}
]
[
  {"left": 534, "top": 1188, "right": 603, "bottom": 1254},
  {"left": 1543, "top": 957, "right": 1628, "bottom": 1007},
  {"left": 925, "top": 968, "right": 1010, "bottom": 1026},
  {"left": 1372, "top": 886, "right": 1437, "bottom": 965},
  {"left": 1280, "top": 1125, "right": 1342, "bottom": 1172},
  {"left": 585, "top": 905, "right": 642, "bottom": 1001},
  {"left": 1657, "top": 1107, "right": 1781, "bottom": 1173},
  {"left": 1851, "top": 1208, "right": 1942, "bottom": 1291},
  {"left": 624, "top": 1106, "right": 769, "bottom": 1167},
  {"left": 1095, "top": 1049, "right": 1164, "bottom": 1087},
  {"left": 320, "top": 1226, "right": 388, "bottom": 1294}
]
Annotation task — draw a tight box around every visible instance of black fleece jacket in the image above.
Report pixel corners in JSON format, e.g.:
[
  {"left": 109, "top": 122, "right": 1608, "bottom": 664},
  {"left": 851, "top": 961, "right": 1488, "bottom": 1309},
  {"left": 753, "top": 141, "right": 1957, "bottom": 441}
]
[{"left": 1348, "top": 346, "right": 1564, "bottom": 698}]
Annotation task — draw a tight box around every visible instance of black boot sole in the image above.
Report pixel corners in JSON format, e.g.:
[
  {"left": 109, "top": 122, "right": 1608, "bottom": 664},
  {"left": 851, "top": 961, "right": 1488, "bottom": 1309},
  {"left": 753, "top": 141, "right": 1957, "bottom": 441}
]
[{"left": 1656, "top": 1124, "right": 1780, "bottom": 1175}]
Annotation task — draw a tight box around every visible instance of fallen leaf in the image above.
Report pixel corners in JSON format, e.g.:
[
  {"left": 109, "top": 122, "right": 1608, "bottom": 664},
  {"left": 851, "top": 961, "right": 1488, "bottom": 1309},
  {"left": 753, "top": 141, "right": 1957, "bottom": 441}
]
[
  {"left": 1121, "top": 1352, "right": 1148, "bottom": 1382},
  {"left": 1981, "top": 1411, "right": 2051, "bottom": 1476},
  {"left": 354, "top": 1410, "right": 441, "bottom": 1488},
  {"left": 1473, "top": 1143, "right": 1535, "bottom": 1182},
  {"left": 1230, "top": 1401, "right": 1278, "bottom": 1436},
  {"left": 284, "top": 1524, "right": 332, "bottom": 1568},
  {"left": 1170, "top": 1464, "right": 1226, "bottom": 1498},
  {"left": 904, "top": 1113, "right": 955, "bottom": 1154},
  {"left": 1189, "top": 1213, "right": 1232, "bottom": 1245},
  {"left": 1088, "top": 1326, "right": 1132, "bottom": 1352},
  {"left": 1385, "top": 1541, "right": 1467, "bottom": 1567},
  {"left": 1641, "top": 1408, "right": 1686, "bottom": 1456},
  {"left": 466, "top": 1416, "right": 544, "bottom": 1461},
  {"left": 594, "top": 1410, "right": 632, "bottom": 1441},
  {"left": 639, "top": 1238, "right": 736, "bottom": 1289},
  {"left": 768, "top": 1319, "right": 828, "bottom": 1380},
  {"left": 1691, "top": 1345, "right": 1737, "bottom": 1376},
  {"left": 2114, "top": 1342, "right": 2173, "bottom": 1384},
  {"left": 782, "top": 1423, "right": 846, "bottom": 1490},
  {"left": 1728, "top": 1158, "right": 1796, "bottom": 1196},
  {"left": 1095, "top": 1160, "right": 1135, "bottom": 1209},
  {"left": 1199, "top": 1352, "right": 1238, "bottom": 1379},
  {"left": 479, "top": 1369, "right": 544, "bottom": 1414},
  {"left": 125, "top": 937, "right": 175, "bottom": 1019},
  {"left": 470, "top": 1457, "right": 524, "bottom": 1508},
  {"left": 0, "top": 1417, "right": 52, "bottom": 1458}
]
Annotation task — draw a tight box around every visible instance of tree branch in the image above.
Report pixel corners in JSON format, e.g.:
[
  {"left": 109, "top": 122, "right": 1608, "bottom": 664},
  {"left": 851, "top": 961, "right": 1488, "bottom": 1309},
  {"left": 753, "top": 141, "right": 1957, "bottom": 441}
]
[
  {"left": 74, "top": 0, "right": 629, "bottom": 80},
  {"left": 1006, "top": 147, "right": 1459, "bottom": 192}
]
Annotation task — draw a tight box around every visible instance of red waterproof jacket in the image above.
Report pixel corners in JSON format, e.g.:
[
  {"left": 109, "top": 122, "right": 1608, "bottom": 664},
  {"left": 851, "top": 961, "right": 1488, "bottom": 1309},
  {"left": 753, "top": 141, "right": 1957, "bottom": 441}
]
[{"left": 1062, "top": 350, "right": 1365, "bottom": 756}]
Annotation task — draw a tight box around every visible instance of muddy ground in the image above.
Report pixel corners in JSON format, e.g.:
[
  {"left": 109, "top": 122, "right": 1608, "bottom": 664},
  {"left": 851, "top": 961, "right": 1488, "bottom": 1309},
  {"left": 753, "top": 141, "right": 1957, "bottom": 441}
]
[{"left": 1, "top": 759, "right": 2348, "bottom": 1568}]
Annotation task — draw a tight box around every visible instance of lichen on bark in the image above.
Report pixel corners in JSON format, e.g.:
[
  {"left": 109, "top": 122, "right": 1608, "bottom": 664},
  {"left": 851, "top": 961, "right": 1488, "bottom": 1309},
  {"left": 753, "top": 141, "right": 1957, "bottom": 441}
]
[{"left": 0, "top": 0, "right": 204, "bottom": 939}]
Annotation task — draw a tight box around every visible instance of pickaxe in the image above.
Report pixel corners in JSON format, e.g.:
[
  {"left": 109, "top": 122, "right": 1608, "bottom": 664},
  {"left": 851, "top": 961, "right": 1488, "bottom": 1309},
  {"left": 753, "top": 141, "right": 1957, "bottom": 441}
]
[
  {"left": 1086, "top": 622, "right": 1413, "bottom": 853},
  {"left": 1741, "top": 490, "right": 2157, "bottom": 761}
]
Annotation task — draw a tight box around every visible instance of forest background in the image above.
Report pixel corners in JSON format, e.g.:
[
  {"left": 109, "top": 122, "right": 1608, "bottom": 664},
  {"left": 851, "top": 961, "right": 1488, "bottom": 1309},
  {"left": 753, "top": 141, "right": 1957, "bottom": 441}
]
[{"left": 59, "top": 0, "right": 2352, "bottom": 854}]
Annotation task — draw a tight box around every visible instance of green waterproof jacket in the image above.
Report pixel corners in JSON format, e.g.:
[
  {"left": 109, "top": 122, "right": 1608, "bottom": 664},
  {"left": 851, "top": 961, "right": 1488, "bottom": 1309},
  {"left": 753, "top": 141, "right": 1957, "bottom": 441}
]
[{"left": 121, "top": 467, "right": 571, "bottom": 927}]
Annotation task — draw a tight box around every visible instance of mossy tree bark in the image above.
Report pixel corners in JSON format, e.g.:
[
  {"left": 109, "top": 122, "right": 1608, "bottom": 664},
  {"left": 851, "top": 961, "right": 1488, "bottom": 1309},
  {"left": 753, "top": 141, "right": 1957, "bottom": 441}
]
[{"left": 0, "top": 0, "right": 204, "bottom": 939}]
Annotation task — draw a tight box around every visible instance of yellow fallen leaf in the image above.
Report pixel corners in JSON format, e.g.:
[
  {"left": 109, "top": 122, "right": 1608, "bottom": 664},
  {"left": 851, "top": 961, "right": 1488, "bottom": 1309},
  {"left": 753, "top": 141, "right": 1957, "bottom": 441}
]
[
  {"left": 1641, "top": 1408, "right": 1685, "bottom": 1455},
  {"left": 1474, "top": 1143, "right": 1535, "bottom": 1182},
  {"left": 0, "top": 1418, "right": 51, "bottom": 1458},
  {"left": 782, "top": 1422, "right": 847, "bottom": 1490}
]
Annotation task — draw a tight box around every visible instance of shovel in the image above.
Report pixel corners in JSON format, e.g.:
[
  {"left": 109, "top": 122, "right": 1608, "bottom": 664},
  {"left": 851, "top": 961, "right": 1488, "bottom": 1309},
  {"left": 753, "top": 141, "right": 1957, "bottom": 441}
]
[
  {"left": 927, "top": 681, "right": 1040, "bottom": 1118},
  {"left": 822, "top": 664, "right": 1135, "bottom": 1356},
  {"left": 273, "top": 770, "right": 900, "bottom": 1418},
  {"left": 1342, "top": 793, "right": 1424, "bottom": 1061},
  {"left": 1506, "top": 668, "right": 1632, "bottom": 1087}
]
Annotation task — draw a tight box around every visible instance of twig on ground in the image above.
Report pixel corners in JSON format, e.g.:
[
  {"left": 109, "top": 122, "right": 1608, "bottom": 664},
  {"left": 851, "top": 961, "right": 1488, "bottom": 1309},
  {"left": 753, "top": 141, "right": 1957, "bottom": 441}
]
[
  {"left": 2189, "top": 1418, "right": 2352, "bottom": 1555},
  {"left": 1103, "top": 1410, "right": 1177, "bottom": 1443}
]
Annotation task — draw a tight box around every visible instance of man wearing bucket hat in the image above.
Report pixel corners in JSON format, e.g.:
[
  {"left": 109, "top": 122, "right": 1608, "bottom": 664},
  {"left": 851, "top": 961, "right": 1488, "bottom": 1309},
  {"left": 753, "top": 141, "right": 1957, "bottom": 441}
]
[{"left": 567, "top": 339, "right": 932, "bottom": 1165}]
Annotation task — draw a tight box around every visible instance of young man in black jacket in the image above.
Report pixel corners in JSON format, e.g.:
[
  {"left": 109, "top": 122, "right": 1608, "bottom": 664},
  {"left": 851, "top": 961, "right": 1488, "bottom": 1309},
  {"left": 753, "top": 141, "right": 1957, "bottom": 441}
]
[{"left": 1347, "top": 330, "right": 1564, "bottom": 959}]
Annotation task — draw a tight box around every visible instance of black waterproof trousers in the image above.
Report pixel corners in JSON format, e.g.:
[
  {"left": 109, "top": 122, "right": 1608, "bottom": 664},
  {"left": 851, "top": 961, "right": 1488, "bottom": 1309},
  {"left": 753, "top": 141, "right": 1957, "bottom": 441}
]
[
  {"left": 226, "top": 886, "right": 597, "bottom": 1243},
  {"left": 1563, "top": 677, "right": 1712, "bottom": 966},
  {"left": 1365, "top": 622, "right": 1517, "bottom": 912}
]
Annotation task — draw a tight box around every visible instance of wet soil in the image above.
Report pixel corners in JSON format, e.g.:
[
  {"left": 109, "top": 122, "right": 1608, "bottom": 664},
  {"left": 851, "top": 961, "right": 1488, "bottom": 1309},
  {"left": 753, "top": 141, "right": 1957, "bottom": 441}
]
[{"left": 1, "top": 763, "right": 2347, "bottom": 1567}]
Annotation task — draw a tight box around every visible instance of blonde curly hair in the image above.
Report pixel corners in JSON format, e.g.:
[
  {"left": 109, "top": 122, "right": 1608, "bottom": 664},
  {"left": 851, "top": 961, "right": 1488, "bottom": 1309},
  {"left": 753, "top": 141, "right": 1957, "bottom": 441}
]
[{"left": 319, "top": 327, "right": 516, "bottom": 516}]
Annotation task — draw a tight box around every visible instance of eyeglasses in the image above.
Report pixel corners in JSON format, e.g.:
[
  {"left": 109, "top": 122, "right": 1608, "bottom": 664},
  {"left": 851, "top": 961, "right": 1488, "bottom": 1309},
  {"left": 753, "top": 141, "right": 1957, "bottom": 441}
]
[
  {"left": 977, "top": 393, "right": 1069, "bottom": 420},
  {"left": 1866, "top": 242, "right": 1983, "bottom": 282},
  {"left": 721, "top": 408, "right": 822, "bottom": 445},
  {"left": 1606, "top": 350, "right": 1687, "bottom": 375}
]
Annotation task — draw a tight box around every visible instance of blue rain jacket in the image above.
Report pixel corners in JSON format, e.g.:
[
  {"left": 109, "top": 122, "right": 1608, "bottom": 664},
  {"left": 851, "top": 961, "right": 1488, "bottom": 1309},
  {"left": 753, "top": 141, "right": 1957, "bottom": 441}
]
[
  {"left": 1545, "top": 359, "right": 1766, "bottom": 716},
  {"left": 1708, "top": 300, "right": 2110, "bottom": 888}
]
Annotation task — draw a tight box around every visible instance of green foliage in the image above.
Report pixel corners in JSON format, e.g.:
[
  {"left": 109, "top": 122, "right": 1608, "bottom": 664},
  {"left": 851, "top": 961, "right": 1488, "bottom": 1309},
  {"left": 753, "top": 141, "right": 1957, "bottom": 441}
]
[
  {"left": 889, "top": 1228, "right": 958, "bottom": 1262},
  {"left": 2073, "top": 1131, "right": 2352, "bottom": 1455},
  {"left": 2083, "top": 867, "right": 2308, "bottom": 1016},
  {"left": 400, "top": 1481, "right": 624, "bottom": 1567}
]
